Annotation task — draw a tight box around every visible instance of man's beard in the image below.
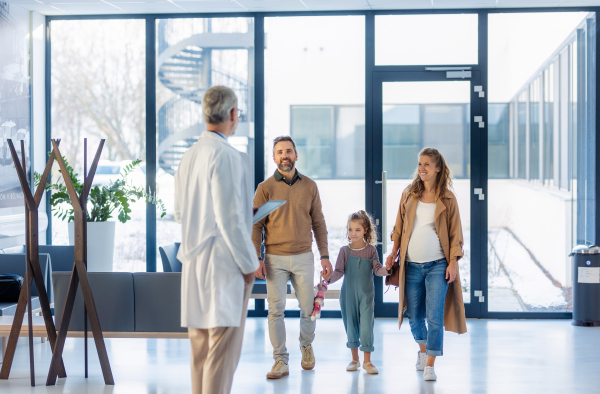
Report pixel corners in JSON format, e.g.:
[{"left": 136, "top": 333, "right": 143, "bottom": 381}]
[{"left": 278, "top": 159, "right": 295, "bottom": 172}]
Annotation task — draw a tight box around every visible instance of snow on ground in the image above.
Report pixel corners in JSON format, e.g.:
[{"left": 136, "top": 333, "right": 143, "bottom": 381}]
[
  {"left": 488, "top": 228, "right": 566, "bottom": 309},
  {"left": 488, "top": 242, "right": 513, "bottom": 290},
  {"left": 460, "top": 229, "right": 471, "bottom": 303}
]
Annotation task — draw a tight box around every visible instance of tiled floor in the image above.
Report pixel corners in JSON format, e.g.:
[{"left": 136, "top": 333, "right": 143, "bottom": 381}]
[{"left": 0, "top": 318, "right": 599, "bottom": 393}]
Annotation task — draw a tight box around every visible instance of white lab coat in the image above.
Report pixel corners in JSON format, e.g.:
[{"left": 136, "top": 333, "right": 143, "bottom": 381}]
[{"left": 174, "top": 131, "right": 259, "bottom": 329}]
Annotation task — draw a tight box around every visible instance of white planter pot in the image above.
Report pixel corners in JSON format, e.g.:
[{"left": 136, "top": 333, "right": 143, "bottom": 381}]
[{"left": 68, "top": 221, "right": 116, "bottom": 272}]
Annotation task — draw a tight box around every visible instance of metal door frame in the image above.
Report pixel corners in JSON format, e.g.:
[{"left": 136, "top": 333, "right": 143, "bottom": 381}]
[{"left": 370, "top": 70, "right": 486, "bottom": 318}]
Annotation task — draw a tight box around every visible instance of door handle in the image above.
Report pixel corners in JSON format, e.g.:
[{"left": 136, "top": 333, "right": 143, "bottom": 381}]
[{"left": 375, "top": 171, "right": 387, "bottom": 254}]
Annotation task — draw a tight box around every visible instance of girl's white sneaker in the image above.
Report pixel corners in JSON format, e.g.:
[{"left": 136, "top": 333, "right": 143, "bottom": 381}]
[
  {"left": 346, "top": 360, "right": 360, "bottom": 371},
  {"left": 415, "top": 351, "right": 427, "bottom": 371},
  {"left": 423, "top": 366, "right": 437, "bottom": 381}
]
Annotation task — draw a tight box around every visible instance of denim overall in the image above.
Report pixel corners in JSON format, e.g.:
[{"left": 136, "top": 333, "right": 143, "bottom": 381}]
[{"left": 339, "top": 246, "right": 375, "bottom": 352}]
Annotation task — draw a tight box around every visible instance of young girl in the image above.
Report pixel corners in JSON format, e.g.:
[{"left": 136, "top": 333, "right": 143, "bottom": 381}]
[{"left": 326, "top": 210, "right": 389, "bottom": 374}]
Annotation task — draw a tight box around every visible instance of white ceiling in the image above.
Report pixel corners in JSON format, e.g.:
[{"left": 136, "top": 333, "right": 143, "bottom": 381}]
[{"left": 5, "top": 0, "right": 600, "bottom": 16}]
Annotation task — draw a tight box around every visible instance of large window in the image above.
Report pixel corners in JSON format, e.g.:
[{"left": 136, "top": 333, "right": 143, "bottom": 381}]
[
  {"left": 544, "top": 64, "right": 555, "bottom": 186},
  {"left": 0, "top": 4, "right": 30, "bottom": 235},
  {"left": 375, "top": 14, "right": 478, "bottom": 65},
  {"left": 530, "top": 77, "right": 540, "bottom": 181},
  {"left": 488, "top": 103, "right": 510, "bottom": 179},
  {"left": 155, "top": 17, "right": 255, "bottom": 269},
  {"left": 51, "top": 19, "right": 146, "bottom": 272},
  {"left": 265, "top": 16, "right": 365, "bottom": 310},
  {"left": 488, "top": 12, "right": 595, "bottom": 312},
  {"left": 382, "top": 103, "right": 469, "bottom": 179},
  {"left": 45, "top": 10, "right": 598, "bottom": 320},
  {"left": 290, "top": 105, "right": 365, "bottom": 179}
]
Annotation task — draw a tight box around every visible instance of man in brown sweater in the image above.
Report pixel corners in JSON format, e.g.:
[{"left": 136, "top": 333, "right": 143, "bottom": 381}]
[{"left": 253, "top": 135, "right": 333, "bottom": 379}]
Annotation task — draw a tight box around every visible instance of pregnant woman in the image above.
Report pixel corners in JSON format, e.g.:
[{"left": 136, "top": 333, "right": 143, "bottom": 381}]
[{"left": 385, "top": 147, "right": 467, "bottom": 382}]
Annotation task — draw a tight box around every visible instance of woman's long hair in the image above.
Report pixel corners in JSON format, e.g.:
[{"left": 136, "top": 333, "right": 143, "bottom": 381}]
[{"left": 404, "top": 148, "right": 453, "bottom": 202}]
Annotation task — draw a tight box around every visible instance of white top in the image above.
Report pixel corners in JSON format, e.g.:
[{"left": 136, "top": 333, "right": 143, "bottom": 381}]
[
  {"left": 174, "top": 131, "right": 259, "bottom": 329},
  {"left": 406, "top": 201, "right": 445, "bottom": 263}
]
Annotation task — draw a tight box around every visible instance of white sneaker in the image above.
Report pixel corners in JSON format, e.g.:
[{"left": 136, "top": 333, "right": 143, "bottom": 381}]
[
  {"left": 266, "top": 361, "right": 289, "bottom": 379},
  {"left": 415, "top": 351, "right": 427, "bottom": 371},
  {"left": 346, "top": 359, "right": 360, "bottom": 371},
  {"left": 423, "top": 366, "right": 437, "bottom": 381}
]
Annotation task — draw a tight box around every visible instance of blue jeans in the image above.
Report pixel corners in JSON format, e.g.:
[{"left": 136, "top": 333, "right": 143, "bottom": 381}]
[{"left": 405, "top": 258, "right": 450, "bottom": 357}]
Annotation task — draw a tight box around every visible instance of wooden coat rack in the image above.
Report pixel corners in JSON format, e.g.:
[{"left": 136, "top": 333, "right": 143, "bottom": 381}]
[
  {"left": 0, "top": 139, "right": 66, "bottom": 386},
  {"left": 46, "top": 138, "right": 114, "bottom": 386}
]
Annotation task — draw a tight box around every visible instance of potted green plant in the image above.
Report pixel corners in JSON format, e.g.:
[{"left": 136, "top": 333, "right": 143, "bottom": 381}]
[{"left": 36, "top": 158, "right": 166, "bottom": 272}]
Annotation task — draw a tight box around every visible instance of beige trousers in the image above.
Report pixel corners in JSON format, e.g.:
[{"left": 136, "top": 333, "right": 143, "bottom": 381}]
[
  {"left": 265, "top": 252, "right": 316, "bottom": 363},
  {"left": 188, "top": 280, "right": 253, "bottom": 394}
]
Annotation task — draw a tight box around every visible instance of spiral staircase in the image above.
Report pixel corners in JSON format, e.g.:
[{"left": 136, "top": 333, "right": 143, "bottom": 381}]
[{"left": 157, "top": 19, "right": 254, "bottom": 175}]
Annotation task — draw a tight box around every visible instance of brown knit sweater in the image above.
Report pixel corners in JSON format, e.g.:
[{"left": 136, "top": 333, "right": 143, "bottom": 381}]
[{"left": 252, "top": 171, "right": 329, "bottom": 257}]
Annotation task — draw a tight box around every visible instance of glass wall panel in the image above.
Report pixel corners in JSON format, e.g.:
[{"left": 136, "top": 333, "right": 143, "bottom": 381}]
[
  {"left": 382, "top": 105, "right": 420, "bottom": 179},
  {"left": 489, "top": 103, "right": 510, "bottom": 179},
  {"left": 51, "top": 20, "right": 146, "bottom": 272},
  {"left": 0, "top": 4, "right": 30, "bottom": 230},
  {"left": 155, "top": 17, "right": 255, "bottom": 275},
  {"left": 375, "top": 14, "right": 478, "bottom": 65},
  {"left": 517, "top": 90, "right": 527, "bottom": 179},
  {"left": 265, "top": 16, "right": 365, "bottom": 311},
  {"left": 530, "top": 78, "right": 540, "bottom": 181},
  {"left": 290, "top": 106, "right": 334, "bottom": 179},
  {"left": 544, "top": 65, "right": 555, "bottom": 185},
  {"left": 488, "top": 12, "right": 595, "bottom": 312}
]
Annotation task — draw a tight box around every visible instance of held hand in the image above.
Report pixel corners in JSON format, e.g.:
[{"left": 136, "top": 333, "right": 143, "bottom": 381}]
[
  {"left": 243, "top": 272, "right": 255, "bottom": 284},
  {"left": 255, "top": 259, "right": 267, "bottom": 279},
  {"left": 385, "top": 254, "right": 395, "bottom": 271},
  {"left": 321, "top": 258, "right": 333, "bottom": 281},
  {"left": 446, "top": 260, "right": 458, "bottom": 283}
]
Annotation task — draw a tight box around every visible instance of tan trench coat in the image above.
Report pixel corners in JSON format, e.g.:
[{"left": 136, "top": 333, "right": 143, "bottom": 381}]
[{"left": 390, "top": 189, "right": 467, "bottom": 334}]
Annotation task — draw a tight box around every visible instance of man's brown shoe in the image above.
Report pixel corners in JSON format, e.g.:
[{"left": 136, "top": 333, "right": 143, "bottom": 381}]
[
  {"left": 266, "top": 361, "right": 289, "bottom": 379},
  {"left": 301, "top": 345, "right": 315, "bottom": 370}
]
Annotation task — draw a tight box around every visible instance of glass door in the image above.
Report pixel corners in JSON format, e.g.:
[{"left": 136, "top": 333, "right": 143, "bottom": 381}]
[{"left": 371, "top": 71, "right": 486, "bottom": 318}]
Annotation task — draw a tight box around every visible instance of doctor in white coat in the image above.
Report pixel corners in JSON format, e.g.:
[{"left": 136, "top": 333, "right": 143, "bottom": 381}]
[{"left": 174, "top": 85, "right": 259, "bottom": 394}]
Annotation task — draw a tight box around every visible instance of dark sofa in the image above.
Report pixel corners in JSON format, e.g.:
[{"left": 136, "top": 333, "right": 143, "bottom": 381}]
[{"left": 53, "top": 272, "right": 186, "bottom": 333}]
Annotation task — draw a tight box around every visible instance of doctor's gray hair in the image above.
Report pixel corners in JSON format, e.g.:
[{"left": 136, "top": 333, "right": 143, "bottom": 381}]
[{"left": 202, "top": 86, "right": 238, "bottom": 125}]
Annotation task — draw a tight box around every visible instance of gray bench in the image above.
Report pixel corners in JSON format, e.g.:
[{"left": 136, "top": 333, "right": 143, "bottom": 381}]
[{"left": 53, "top": 272, "right": 186, "bottom": 334}]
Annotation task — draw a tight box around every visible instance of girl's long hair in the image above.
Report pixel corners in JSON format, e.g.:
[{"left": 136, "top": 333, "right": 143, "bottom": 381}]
[
  {"left": 404, "top": 147, "right": 453, "bottom": 202},
  {"left": 346, "top": 210, "right": 378, "bottom": 246}
]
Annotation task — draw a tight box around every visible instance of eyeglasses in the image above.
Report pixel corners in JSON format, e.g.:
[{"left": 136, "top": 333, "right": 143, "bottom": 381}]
[{"left": 236, "top": 108, "right": 244, "bottom": 118}]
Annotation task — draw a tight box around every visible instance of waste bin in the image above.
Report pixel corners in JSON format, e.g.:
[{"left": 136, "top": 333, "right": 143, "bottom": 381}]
[{"left": 571, "top": 244, "right": 600, "bottom": 326}]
